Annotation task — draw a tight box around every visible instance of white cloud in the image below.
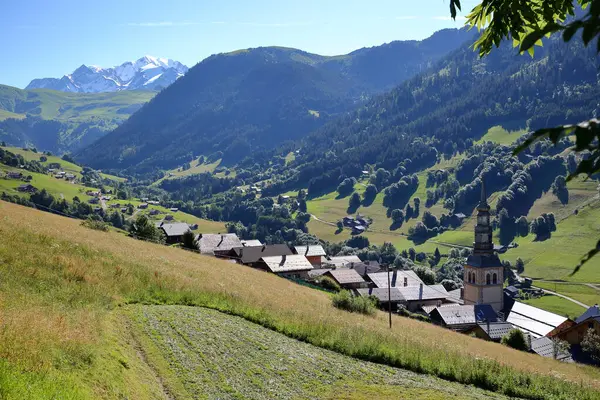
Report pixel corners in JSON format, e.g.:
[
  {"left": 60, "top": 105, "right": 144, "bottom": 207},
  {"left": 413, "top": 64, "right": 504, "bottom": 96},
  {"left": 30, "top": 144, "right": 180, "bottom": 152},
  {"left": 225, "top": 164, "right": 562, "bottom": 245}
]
[
  {"left": 396, "top": 16, "right": 418, "bottom": 20},
  {"left": 432, "top": 16, "right": 467, "bottom": 21},
  {"left": 126, "top": 21, "right": 197, "bottom": 27}
]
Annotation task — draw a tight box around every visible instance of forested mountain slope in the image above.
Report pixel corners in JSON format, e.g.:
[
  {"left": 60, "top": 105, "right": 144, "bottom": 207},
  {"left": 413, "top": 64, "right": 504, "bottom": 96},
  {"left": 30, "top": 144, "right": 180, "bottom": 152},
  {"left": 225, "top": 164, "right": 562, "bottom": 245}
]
[
  {"left": 75, "top": 29, "right": 475, "bottom": 173},
  {"left": 271, "top": 33, "right": 599, "bottom": 194},
  {"left": 0, "top": 85, "right": 155, "bottom": 153}
]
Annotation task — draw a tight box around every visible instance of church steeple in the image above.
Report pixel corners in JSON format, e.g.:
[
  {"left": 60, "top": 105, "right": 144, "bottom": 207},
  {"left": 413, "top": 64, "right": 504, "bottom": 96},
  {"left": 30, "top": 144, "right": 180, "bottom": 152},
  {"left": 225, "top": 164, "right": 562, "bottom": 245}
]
[{"left": 473, "top": 179, "right": 493, "bottom": 254}]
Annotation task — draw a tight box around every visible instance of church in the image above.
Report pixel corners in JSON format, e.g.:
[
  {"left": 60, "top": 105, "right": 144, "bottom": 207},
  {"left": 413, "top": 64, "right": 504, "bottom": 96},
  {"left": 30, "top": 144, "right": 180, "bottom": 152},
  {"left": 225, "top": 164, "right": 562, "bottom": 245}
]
[{"left": 462, "top": 182, "right": 504, "bottom": 313}]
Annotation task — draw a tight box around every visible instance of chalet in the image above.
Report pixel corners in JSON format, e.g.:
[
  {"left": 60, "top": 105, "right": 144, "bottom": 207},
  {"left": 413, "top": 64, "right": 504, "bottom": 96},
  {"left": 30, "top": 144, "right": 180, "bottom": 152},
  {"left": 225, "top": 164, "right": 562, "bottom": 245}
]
[
  {"left": 170, "top": 207, "right": 178, "bottom": 212},
  {"left": 556, "top": 305, "right": 600, "bottom": 346},
  {"left": 368, "top": 270, "right": 424, "bottom": 289},
  {"left": 189, "top": 223, "right": 199, "bottom": 230},
  {"left": 465, "top": 322, "right": 516, "bottom": 342},
  {"left": 157, "top": 222, "right": 191, "bottom": 244},
  {"left": 55, "top": 171, "right": 66, "bottom": 177},
  {"left": 323, "top": 269, "right": 367, "bottom": 290},
  {"left": 88, "top": 197, "right": 99, "bottom": 204},
  {"left": 6, "top": 172, "right": 22, "bottom": 179},
  {"left": 530, "top": 336, "right": 573, "bottom": 362},
  {"left": 428, "top": 304, "right": 498, "bottom": 331},
  {"left": 352, "top": 225, "right": 366, "bottom": 235},
  {"left": 342, "top": 216, "right": 355, "bottom": 226},
  {"left": 149, "top": 209, "right": 160, "bottom": 216},
  {"left": 101, "top": 196, "right": 111, "bottom": 201},
  {"left": 454, "top": 213, "right": 466, "bottom": 220},
  {"left": 504, "top": 286, "right": 519, "bottom": 299},
  {"left": 505, "top": 301, "right": 574, "bottom": 338},
  {"left": 164, "top": 215, "right": 174, "bottom": 221},
  {"left": 324, "top": 255, "right": 362, "bottom": 268},
  {"left": 148, "top": 200, "right": 160, "bottom": 205},
  {"left": 358, "top": 284, "right": 450, "bottom": 312},
  {"left": 197, "top": 233, "right": 242, "bottom": 255},
  {"left": 65, "top": 173, "right": 76, "bottom": 180},
  {"left": 138, "top": 203, "right": 148, "bottom": 209},
  {"left": 356, "top": 216, "right": 369, "bottom": 226},
  {"left": 17, "top": 184, "right": 37, "bottom": 193},
  {"left": 120, "top": 208, "right": 128, "bottom": 213},
  {"left": 345, "top": 261, "right": 381, "bottom": 277},
  {"left": 293, "top": 245, "right": 326, "bottom": 266},
  {"left": 86, "top": 190, "right": 100, "bottom": 197},
  {"left": 224, "top": 244, "right": 293, "bottom": 267},
  {"left": 258, "top": 254, "right": 313, "bottom": 279},
  {"left": 241, "top": 239, "right": 263, "bottom": 247}
]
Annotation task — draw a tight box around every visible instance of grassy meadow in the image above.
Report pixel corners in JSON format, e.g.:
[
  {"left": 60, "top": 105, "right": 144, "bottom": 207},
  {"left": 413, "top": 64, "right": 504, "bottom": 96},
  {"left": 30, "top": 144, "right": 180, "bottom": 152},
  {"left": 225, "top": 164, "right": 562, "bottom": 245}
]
[
  {"left": 522, "top": 294, "right": 587, "bottom": 319},
  {"left": 1, "top": 201, "right": 600, "bottom": 399},
  {"left": 476, "top": 126, "right": 527, "bottom": 145},
  {"left": 533, "top": 282, "right": 600, "bottom": 307}
]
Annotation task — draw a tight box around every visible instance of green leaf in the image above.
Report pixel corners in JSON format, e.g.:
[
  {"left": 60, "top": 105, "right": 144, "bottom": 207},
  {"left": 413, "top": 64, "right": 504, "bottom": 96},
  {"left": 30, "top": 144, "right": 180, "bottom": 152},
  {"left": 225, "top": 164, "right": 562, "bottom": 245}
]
[{"left": 520, "top": 30, "right": 545, "bottom": 53}]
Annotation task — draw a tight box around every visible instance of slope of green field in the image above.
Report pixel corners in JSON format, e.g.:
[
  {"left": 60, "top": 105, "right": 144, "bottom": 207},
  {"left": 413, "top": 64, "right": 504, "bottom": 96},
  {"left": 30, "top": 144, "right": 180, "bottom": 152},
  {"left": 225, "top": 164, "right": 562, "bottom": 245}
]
[
  {"left": 0, "top": 84, "right": 155, "bottom": 123},
  {"left": 129, "top": 305, "right": 507, "bottom": 400},
  {"left": 533, "top": 282, "right": 600, "bottom": 306},
  {"left": 1, "top": 201, "right": 598, "bottom": 399},
  {"left": 522, "top": 295, "right": 586, "bottom": 319},
  {"left": 476, "top": 126, "right": 527, "bottom": 145}
]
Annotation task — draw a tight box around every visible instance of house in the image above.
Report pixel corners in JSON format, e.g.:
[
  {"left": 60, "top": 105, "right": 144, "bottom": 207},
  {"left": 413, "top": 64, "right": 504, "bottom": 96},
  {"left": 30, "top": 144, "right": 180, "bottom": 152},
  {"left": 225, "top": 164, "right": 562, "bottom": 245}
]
[
  {"left": 149, "top": 209, "right": 160, "bottom": 216},
  {"left": 454, "top": 213, "right": 467, "bottom": 220},
  {"left": 170, "top": 207, "right": 178, "bottom": 212},
  {"left": 164, "top": 215, "right": 174, "bottom": 221},
  {"left": 352, "top": 225, "right": 366, "bottom": 235},
  {"left": 6, "top": 172, "right": 22, "bottom": 179},
  {"left": 556, "top": 305, "right": 600, "bottom": 345},
  {"left": 65, "top": 173, "right": 76, "bottom": 180},
  {"left": 293, "top": 245, "right": 326, "bottom": 266},
  {"left": 17, "top": 184, "right": 37, "bottom": 193},
  {"left": 464, "top": 322, "right": 515, "bottom": 342},
  {"left": 356, "top": 216, "right": 369, "bottom": 226},
  {"left": 224, "top": 244, "right": 293, "bottom": 267},
  {"left": 446, "top": 288, "right": 464, "bottom": 305},
  {"left": 138, "top": 203, "right": 148, "bottom": 209},
  {"left": 504, "top": 286, "right": 519, "bottom": 299},
  {"left": 428, "top": 304, "right": 498, "bottom": 331},
  {"left": 530, "top": 336, "right": 573, "bottom": 362},
  {"left": 324, "top": 255, "right": 362, "bottom": 268},
  {"left": 88, "top": 197, "right": 99, "bottom": 204},
  {"left": 86, "top": 190, "right": 100, "bottom": 197},
  {"left": 323, "top": 269, "right": 367, "bottom": 289},
  {"left": 345, "top": 261, "right": 381, "bottom": 277},
  {"left": 120, "top": 207, "right": 128, "bottom": 213},
  {"left": 157, "top": 222, "right": 191, "bottom": 244},
  {"left": 197, "top": 233, "right": 242, "bottom": 255},
  {"left": 506, "top": 301, "right": 574, "bottom": 338},
  {"left": 241, "top": 239, "right": 263, "bottom": 247},
  {"left": 258, "top": 254, "right": 313, "bottom": 279},
  {"left": 342, "top": 216, "right": 355, "bottom": 226},
  {"left": 148, "top": 200, "right": 160, "bottom": 205},
  {"left": 367, "top": 270, "right": 424, "bottom": 289},
  {"left": 358, "top": 284, "right": 450, "bottom": 312},
  {"left": 141, "top": 197, "right": 149, "bottom": 201}
]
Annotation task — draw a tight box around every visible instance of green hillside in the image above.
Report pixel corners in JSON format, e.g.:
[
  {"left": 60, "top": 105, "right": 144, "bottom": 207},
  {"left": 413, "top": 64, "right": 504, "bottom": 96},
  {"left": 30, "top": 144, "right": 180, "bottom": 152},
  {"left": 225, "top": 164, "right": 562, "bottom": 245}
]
[
  {"left": 1, "top": 201, "right": 599, "bottom": 399},
  {"left": 0, "top": 84, "right": 155, "bottom": 153}
]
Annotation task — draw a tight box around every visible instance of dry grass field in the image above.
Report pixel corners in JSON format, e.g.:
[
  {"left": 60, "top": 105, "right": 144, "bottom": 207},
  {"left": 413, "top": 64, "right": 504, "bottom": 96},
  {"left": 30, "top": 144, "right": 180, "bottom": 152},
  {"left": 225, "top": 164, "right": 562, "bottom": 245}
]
[{"left": 1, "top": 200, "right": 599, "bottom": 399}]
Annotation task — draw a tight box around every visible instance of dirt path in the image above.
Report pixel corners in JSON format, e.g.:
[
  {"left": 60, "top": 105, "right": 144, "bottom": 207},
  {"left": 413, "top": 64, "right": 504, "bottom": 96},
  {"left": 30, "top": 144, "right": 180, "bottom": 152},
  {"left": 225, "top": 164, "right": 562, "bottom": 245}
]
[{"left": 531, "top": 285, "right": 590, "bottom": 309}]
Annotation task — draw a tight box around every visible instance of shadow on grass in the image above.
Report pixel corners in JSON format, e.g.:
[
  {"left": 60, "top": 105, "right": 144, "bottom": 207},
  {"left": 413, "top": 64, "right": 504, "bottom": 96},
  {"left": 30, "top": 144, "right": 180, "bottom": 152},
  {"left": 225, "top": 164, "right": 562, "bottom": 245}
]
[{"left": 389, "top": 221, "right": 403, "bottom": 231}]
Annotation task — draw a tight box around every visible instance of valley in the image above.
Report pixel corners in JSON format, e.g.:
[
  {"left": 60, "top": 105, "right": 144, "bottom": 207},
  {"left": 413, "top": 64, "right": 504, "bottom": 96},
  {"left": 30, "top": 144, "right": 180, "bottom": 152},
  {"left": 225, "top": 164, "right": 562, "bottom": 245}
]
[{"left": 2, "top": 2, "right": 600, "bottom": 398}]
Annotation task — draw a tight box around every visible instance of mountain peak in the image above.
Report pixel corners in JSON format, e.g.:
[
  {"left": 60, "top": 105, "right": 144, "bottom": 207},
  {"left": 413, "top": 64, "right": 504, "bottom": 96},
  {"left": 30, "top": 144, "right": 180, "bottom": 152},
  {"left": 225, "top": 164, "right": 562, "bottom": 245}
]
[{"left": 25, "top": 57, "right": 188, "bottom": 93}]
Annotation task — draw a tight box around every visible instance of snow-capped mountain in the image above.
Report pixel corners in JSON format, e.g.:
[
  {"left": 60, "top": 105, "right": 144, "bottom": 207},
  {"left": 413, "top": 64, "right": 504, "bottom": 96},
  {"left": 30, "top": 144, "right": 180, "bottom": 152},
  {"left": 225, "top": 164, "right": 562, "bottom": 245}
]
[{"left": 26, "top": 56, "right": 188, "bottom": 93}]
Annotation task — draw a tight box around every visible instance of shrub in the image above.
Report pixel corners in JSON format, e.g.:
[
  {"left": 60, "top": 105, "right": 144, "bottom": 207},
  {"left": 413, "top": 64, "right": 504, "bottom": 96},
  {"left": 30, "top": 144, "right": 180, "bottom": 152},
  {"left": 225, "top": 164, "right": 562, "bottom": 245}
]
[
  {"left": 332, "top": 290, "right": 376, "bottom": 315},
  {"left": 501, "top": 329, "right": 529, "bottom": 351},
  {"left": 315, "top": 276, "right": 341, "bottom": 292},
  {"left": 80, "top": 218, "right": 109, "bottom": 232}
]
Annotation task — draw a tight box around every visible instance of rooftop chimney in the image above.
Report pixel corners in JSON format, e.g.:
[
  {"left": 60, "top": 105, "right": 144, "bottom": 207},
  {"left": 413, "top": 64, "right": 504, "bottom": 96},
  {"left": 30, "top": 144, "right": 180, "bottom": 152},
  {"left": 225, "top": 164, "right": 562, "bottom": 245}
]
[
  {"left": 280, "top": 255, "right": 287, "bottom": 266},
  {"left": 460, "top": 287, "right": 464, "bottom": 300},
  {"left": 403, "top": 276, "right": 408, "bottom": 287},
  {"left": 419, "top": 283, "right": 423, "bottom": 300},
  {"left": 217, "top": 235, "right": 224, "bottom": 247},
  {"left": 391, "top": 270, "right": 397, "bottom": 287},
  {"left": 305, "top": 246, "right": 309, "bottom": 256}
]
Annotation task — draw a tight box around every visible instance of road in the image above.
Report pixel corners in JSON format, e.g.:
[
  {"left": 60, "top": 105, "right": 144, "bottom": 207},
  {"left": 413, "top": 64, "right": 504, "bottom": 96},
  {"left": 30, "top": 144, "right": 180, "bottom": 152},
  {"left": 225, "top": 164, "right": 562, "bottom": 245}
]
[{"left": 532, "top": 285, "right": 590, "bottom": 309}]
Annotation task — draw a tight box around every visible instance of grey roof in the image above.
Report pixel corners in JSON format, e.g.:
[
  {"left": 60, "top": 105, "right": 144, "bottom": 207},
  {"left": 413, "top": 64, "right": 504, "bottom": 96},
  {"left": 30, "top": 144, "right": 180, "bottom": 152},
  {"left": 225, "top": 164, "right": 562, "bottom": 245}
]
[
  {"left": 261, "top": 255, "right": 313, "bottom": 273},
  {"left": 241, "top": 239, "right": 263, "bottom": 247},
  {"left": 294, "top": 245, "right": 326, "bottom": 257},
  {"left": 347, "top": 262, "right": 381, "bottom": 277},
  {"left": 506, "top": 301, "right": 569, "bottom": 338},
  {"left": 575, "top": 304, "right": 600, "bottom": 324},
  {"left": 477, "top": 322, "right": 516, "bottom": 340},
  {"left": 198, "top": 234, "right": 242, "bottom": 255},
  {"left": 397, "top": 284, "right": 449, "bottom": 302},
  {"left": 324, "top": 255, "right": 362, "bottom": 267},
  {"left": 447, "top": 288, "right": 464, "bottom": 304},
  {"left": 432, "top": 304, "right": 498, "bottom": 327},
  {"left": 230, "top": 245, "right": 293, "bottom": 264},
  {"left": 466, "top": 253, "right": 503, "bottom": 268},
  {"left": 308, "top": 268, "right": 332, "bottom": 278},
  {"left": 368, "top": 270, "right": 424, "bottom": 288},
  {"left": 158, "top": 222, "right": 190, "bottom": 237},
  {"left": 505, "top": 286, "right": 519, "bottom": 294},
  {"left": 530, "top": 336, "right": 573, "bottom": 362},
  {"left": 325, "top": 269, "right": 365, "bottom": 285},
  {"left": 357, "top": 287, "right": 405, "bottom": 302}
]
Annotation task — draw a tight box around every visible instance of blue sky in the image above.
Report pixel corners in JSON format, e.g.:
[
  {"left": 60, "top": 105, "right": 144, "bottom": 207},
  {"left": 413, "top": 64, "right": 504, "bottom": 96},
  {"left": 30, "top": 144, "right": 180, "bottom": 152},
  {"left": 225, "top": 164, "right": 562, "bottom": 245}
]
[{"left": 1, "top": 0, "right": 478, "bottom": 88}]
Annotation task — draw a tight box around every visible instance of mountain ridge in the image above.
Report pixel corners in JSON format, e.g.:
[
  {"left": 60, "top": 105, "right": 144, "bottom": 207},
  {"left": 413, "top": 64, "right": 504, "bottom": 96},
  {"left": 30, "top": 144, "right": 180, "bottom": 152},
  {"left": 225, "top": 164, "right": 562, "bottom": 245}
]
[{"left": 25, "top": 56, "right": 188, "bottom": 93}]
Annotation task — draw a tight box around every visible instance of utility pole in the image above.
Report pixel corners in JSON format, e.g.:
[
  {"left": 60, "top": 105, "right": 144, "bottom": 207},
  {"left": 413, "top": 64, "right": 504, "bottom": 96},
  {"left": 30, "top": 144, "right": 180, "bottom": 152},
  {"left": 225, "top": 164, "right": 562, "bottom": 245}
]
[{"left": 387, "top": 262, "right": 392, "bottom": 329}]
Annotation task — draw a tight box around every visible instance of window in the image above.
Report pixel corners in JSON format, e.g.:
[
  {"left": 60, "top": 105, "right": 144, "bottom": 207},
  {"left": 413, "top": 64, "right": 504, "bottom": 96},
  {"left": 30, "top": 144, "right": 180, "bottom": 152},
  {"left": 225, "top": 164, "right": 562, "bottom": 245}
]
[
  {"left": 467, "top": 271, "right": 472, "bottom": 283},
  {"left": 492, "top": 273, "right": 497, "bottom": 285},
  {"left": 486, "top": 274, "right": 491, "bottom": 285}
]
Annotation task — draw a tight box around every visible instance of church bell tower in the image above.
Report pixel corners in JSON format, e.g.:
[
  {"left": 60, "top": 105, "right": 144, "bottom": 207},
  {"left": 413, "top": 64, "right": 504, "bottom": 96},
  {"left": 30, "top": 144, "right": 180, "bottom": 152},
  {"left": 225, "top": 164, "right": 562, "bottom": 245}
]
[{"left": 463, "top": 180, "right": 504, "bottom": 312}]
